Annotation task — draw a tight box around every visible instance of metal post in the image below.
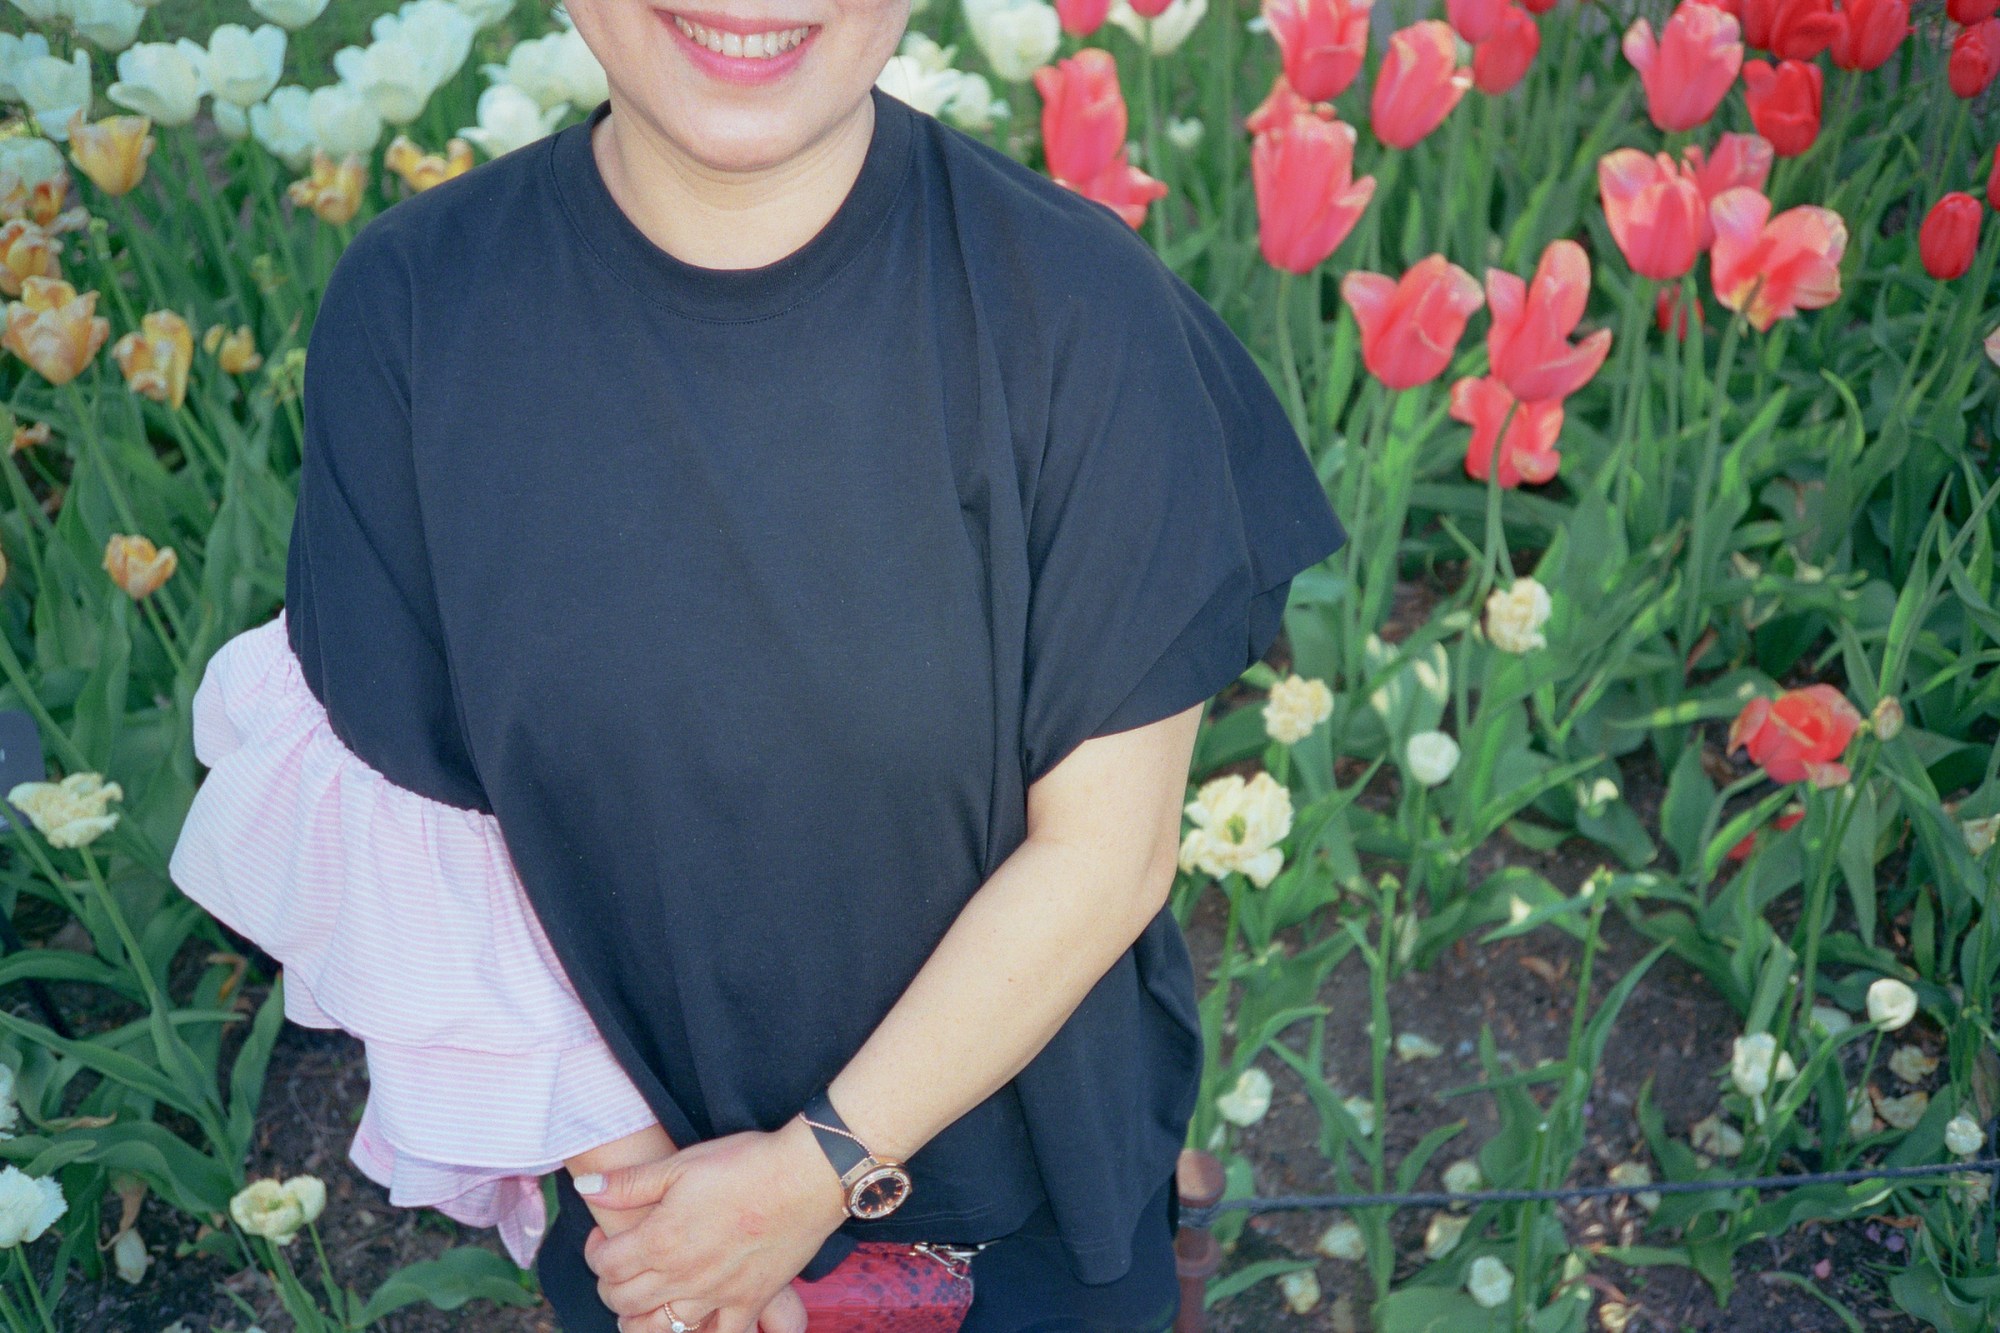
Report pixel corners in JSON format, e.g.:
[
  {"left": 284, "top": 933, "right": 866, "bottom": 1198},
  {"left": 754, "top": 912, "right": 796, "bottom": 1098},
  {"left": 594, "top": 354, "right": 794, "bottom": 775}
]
[{"left": 1173, "top": 1148, "right": 1225, "bottom": 1333}]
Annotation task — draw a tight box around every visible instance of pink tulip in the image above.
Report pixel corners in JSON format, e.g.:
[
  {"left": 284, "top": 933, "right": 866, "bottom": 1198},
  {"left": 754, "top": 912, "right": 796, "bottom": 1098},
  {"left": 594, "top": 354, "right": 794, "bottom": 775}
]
[
  {"left": 1682, "top": 132, "right": 1774, "bottom": 247},
  {"left": 1245, "top": 73, "right": 1337, "bottom": 135},
  {"left": 1371, "top": 21, "right": 1474, "bottom": 149},
  {"left": 1472, "top": 6, "right": 1541, "bottom": 93},
  {"left": 1829, "top": 0, "right": 1908, "bottom": 70},
  {"left": 1056, "top": 0, "right": 1113, "bottom": 35},
  {"left": 1448, "top": 0, "right": 1510, "bottom": 43},
  {"left": 1128, "top": 0, "right": 1177, "bottom": 16},
  {"left": 1264, "top": 0, "right": 1374, "bottom": 102},
  {"left": 1484, "top": 239, "right": 1613, "bottom": 402},
  {"left": 1598, "top": 149, "right": 1707, "bottom": 280},
  {"left": 1454, "top": 375, "right": 1565, "bottom": 487},
  {"left": 1341, "top": 254, "right": 1485, "bottom": 389},
  {"left": 1034, "top": 49, "right": 1126, "bottom": 186},
  {"left": 1253, "top": 113, "right": 1378, "bottom": 273},
  {"left": 1708, "top": 186, "right": 1847, "bottom": 331},
  {"left": 1623, "top": 2, "right": 1745, "bottom": 132}
]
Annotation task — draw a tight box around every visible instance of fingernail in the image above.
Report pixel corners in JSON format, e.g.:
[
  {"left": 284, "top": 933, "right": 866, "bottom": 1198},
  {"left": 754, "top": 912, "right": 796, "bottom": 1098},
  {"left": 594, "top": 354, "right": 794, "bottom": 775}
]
[{"left": 573, "top": 1173, "right": 605, "bottom": 1195}]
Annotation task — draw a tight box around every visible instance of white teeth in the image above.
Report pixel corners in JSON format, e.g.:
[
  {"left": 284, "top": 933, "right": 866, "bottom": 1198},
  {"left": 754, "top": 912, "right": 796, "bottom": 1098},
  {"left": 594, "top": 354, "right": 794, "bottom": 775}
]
[{"left": 670, "top": 15, "right": 809, "bottom": 58}]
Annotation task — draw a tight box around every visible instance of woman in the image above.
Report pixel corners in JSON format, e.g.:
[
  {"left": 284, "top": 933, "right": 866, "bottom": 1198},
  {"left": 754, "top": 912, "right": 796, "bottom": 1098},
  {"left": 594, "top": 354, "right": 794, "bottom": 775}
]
[{"left": 168, "top": 0, "right": 1345, "bottom": 1329}]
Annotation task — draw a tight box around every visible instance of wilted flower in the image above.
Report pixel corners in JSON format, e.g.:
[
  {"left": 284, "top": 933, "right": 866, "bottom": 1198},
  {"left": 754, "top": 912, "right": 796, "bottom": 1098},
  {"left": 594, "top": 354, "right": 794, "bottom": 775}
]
[
  {"left": 1317, "top": 1218, "right": 1366, "bottom": 1259},
  {"left": 1216, "top": 1065, "right": 1273, "bottom": 1126},
  {"left": 112, "top": 309, "right": 193, "bottom": 409},
  {"left": 1442, "top": 1159, "right": 1484, "bottom": 1196},
  {"left": 286, "top": 150, "right": 366, "bottom": 225},
  {"left": 103, "top": 532, "right": 177, "bottom": 599},
  {"left": 1406, "top": 730, "right": 1460, "bottom": 786},
  {"left": 3, "top": 275, "right": 110, "bottom": 385},
  {"left": 1179, "top": 771, "right": 1294, "bottom": 886},
  {"left": 228, "top": 1175, "right": 325, "bottom": 1245},
  {"left": 1485, "top": 577, "right": 1552, "bottom": 652},
  {"left": 7, "top": 771, "right": 121, "bottom": 848},
  {"left": 1467, "top": 1255, "right": 1514, "bottom": 1308},
  {"left": 1944, "top": 1114, "right": 1985, "bottom": 1157},
  {"left": 1340, "top": 1094, "right": 1376, "bottom": 1135},
  {"left": 0, "top": 1166, "right": 65, "bottom": 1247},
  {"left": 65, "top": 112, "right": 154, "bottom": 196},
  {"left": 1423, "top": 1210, "right": 1470, "bottom": 1258},
  {"left": 112, "top": 1225, "right": 150, "bottom": 1283},
  {"left": 385, "top": 133, "right": 474, "bottom": 192},
  {"left": 1277, "top": 1268, "right": 1321, "bottom": 1313},
  {"left": 1729, "top": 1032, "right": 1795, "bottom": 1097},
  {"left": 1872, "top": 1088, "right": 1928, "bottom": 1130},
  {"left": 1865, "top": 977, "right": 1917, "bottom": 1031},
  {"left": 1690, "top": 1111, "right": 1744, "bottom": 1158},
  {"left": 1887, "top": 1044, "right": 1937, "bottom": 1085},
  {"left": 203, "top": 323, "right": 262, "bottom": 374},
  {"left": 1847, "top": 1085, "right": 1879, "bottom": 1137},
  {"left": 1262, "top": 673, "right": 1334, "bottom": 744},
  {"left": 1608, "top": 1161, "right": 1660, "bottom": 1211},
  {"left": 1396, "top": 1032, "right": 1444, "bottom": 1061},
  {"left": 1963, "top": 813, "right": 2000, "bottom": 856}
]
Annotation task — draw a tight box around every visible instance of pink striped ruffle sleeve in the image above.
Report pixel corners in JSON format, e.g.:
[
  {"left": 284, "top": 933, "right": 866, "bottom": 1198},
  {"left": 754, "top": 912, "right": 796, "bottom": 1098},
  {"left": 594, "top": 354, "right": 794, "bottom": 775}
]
[{"left": 167, "top": 610, "right": 659, "bottom": 1268}]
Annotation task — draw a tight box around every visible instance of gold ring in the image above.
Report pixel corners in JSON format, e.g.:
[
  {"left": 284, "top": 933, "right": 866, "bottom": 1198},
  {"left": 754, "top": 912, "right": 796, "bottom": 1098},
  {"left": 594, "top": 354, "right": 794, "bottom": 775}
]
[{"left": 660, "top": 1299, "right": 693, "bottom": 1333}]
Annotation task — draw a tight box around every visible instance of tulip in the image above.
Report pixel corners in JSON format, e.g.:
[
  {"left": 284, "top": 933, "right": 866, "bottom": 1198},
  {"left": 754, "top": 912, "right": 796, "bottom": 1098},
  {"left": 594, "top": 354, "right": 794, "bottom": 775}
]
[
  {"left": 1106, "top": 0, "right": 1208, "bottom": 56},
  {"left": 1342, "top": 254, "right": 1484, "bottom": 389},
  {"left": 250, "top": 86, "right": 318, "bottom": 171},
  {"left": 1599, "top": 151, "right": 1706, "bottom": 281},
  {"left": 452, "top": 0, "right": 518, "bottom": 30},
  {"left": 1727, "top": 683, "right": 1861, "bottom": 785},
  {"left": 1720, "top": 0, "right": 1839, "bottom": 59},
  {"left": 1484, "top": 239, "right": 1612, "bottom": 402},
  {"left": 0, "top": 221, "right": 61, "bottom": 299},
  {"left": 251, "top": 0, "right": 333, "bottom": 28},
  {"left": 1371, "top": 21, "right": 1473, "bottom": 149},
  {"left": 15, "top": 51, "right": 93, "bottom": 142},
  {"left": 1468, "top": 1257, "right": 1514, "bottom": 1310},
  {"left": 103, "top": 532, "right": 178, "bottom": 599},
  {"left": 879, "top": 55, "right": 962, "bottom": 115},
  {"left": 1406, "top": 731, "right": 1461, "bottom": 785},
  {"left": 1623, "top": 2, "right": 1743, "bottom": 133},
  {"left": 1056, "top": 0, "right": 1112, "bottom": 34},
  {"left": 106, "top": 42, "right": 207, "bottom": 127},
  {"left": 1252, "top": 113, "right": 1377, "bottom": 273},
  {"left": 1864, "top": 977, "right": 1917, "bottom": 1030},
  {"left": 1989, "top": 144, "right": 2000, "bottom": 213},
  {"left": 458, "top": 83, "right": 565, "bottom": 159},
  {"left": 1828, "top": 0, "right": 1906, "bottom": 70},
  {"left": 1034, "top": 48, "right": 1126, "bottom": 186},
  {"left": 1682, "top": 132, "right": 1774, "bottom": 247},
  {"left": 1180, "top": 772, "right": 1293, "bottom": 886},
  {"left": 1245, "top": 73, "right": 1335, "bottom": 135},
  {"left": 65, "top": 112, "right": 154, "bottom": 197},
  {"left": 369, "top": 4, "right": 476, "bottom": 91},
  {"left": 1656, "top": 286, "right": 1704, "bottom": 338},
  {"left": 0, "top": 136, "right": 64, "bottom": 193},
  {"left": 1472, "top": 6, "right": 1540, "bottom": 94},
  {"left": 112, "top": 310, "right": 194, "bottom": 410},
  {"left": 69, "top": 0, "right": 148, "bottom": 54},
  {"left": 1128, "top": 0, "right": 1176, "bottom": 16},
  {"left": 286, "top": 150, "right": 367, "bottom": 226},
  {"left": 963, "top": 0, "right": 1063, "bottom": 82},
  {"left": 385, "top": 134, "right": 475, "bottom": 192},
  {"left": 0, "top": 1169, "right": 64, "bottom": 1248},
  {"left": 1742, "top": 58, "right": 1820, "bottom": 157},
  {"left": 178, "top": 23, "right": 286, "bottom": 109},
  {"left": 1945, "top": 1114, "right": 1985, "bottom": 1157},
  {"left": 1918, "top": 192, "right": 1981, "bottom": 281},
  {"left": 1951, "top": 0, "right": 2000, "bottom": 24},
  {"left": 1263, "top": 0, "right": 1373, "bottom": 101},
  {"left": 1453, "top": 374, "right": 1563, "bottom": 486},
  {"left": 332, "top": 38, "right": 435, "bottom": 125},
  {"left": 2, "top": 276, "right": 109, "bottom": 385},
  {"left": 203, "top": 323, "right": 263, "bottom": 374},
  {"left": 1066, "top": 152, "right": 1169, "bottom": 228},
  {"left": 1484, "top": 576, "right": 1552, "bottom": 652},
  {"left": 305, "top": 82, "right": 385, "bottom": 159},
  {"left": 1707, "top": 186, "right": 1844, "bottom": 330},
  {"left": 549, "top": 24, "right": 609, "bottom": 107},
  {"left": 7, "top": 773, "right": 122, "bottom": 849},
  {"left": 482, "top": 30, "right": 575, "bottom": 111},
  {"left": 1448, "top": 0, "right": 1508, "bottom": 43},
  {"left": 1263, "top": 673, "right": 1335, "bottom": 744},
  {"left": 1949, "top": 19, "right": 2000, "bottom": 99}
]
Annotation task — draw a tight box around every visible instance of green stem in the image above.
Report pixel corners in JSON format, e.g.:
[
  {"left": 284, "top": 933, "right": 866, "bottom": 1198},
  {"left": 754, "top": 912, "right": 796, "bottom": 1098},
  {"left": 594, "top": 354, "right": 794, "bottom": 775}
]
[
  {"left": 1677, "top": 309, "right": 1747, "bottom": 665},
  {"left": 1273, "top": 271, "right": 1309, "bottom": 437},
  {"left": 11, "top": 1249, "right": 54, "bottom": 1333},
  {"left": 79, "top": 845, "right": 166, "bottom": 1014}
]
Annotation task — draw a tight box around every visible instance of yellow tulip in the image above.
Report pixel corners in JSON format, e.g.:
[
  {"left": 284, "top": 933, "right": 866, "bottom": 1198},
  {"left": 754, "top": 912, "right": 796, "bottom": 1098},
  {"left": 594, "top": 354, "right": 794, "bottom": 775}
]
[
  {"left": 384, "top": 134, "right": 474, "bottom": 193},
  {"left": 102, "top": 532, "right": 176, "bottom": 599},
  {"left": 112, "top": 310, "right": 194, "bottom": 410},
  {"left": 2, "top": 275, "right": 109, "bottom": 386},
  {"left": 202, "top": 322, "right": 262, "bottom": 374},
  {"left": 66, "top": 112, "right": 155, "bottom": 198},
  {"left": 286, "top": 151, "right": 365, "bottom": 226},
  {"left": 0, "top": 219, "right": 61, "bottom": 298}
]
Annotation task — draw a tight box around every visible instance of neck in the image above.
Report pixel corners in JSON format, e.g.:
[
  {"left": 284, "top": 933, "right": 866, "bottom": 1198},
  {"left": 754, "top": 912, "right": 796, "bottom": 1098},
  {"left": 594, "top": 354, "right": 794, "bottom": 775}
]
[{"left": 590, "top": 95, "right": 877, "bottom": 272}]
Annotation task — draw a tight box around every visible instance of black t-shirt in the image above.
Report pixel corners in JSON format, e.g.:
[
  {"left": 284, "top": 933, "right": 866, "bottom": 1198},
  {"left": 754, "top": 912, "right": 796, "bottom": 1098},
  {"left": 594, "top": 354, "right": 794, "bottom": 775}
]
[{"left": 284, "top": 85, "right": 1346, "bottom": 1296}]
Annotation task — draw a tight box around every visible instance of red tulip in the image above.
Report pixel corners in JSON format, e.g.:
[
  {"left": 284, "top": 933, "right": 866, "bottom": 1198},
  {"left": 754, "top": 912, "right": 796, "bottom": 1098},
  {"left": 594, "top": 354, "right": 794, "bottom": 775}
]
[
  {"left": 1069, "top": 152, "right": 1170, "bottom": 229},
  {"left": 1726, "top": 807, "right": 1805, "bottom": 861},
  {"left": 1727, "top": 685, "right": 1862, "bottom": 787},
  {"left": 1951, "top": 0, "right": 2000, "bottom": 25},
  {"left": 1340, "top": 254, "right": 1485, "bottom": 389},
  {"left": 1708, "top": 186, "right": 1846, "bottom": 331},
  {"left": 1370, "top": 21, "right": 1474, "bottom": 149},
  {"left": 1599, "top": 148, "right": 1707, "bottom": 279},
  {"left": 1453, "top": 375, "right": 1564, "bottom": 486},
  {"left": 1987, "top": 142, "right": 2000, "bottom": 212},
  {"left": 1245, "top": 73, "right": 1337, "bottom": 135},
  {"left": 1655, "top": 286, "right": 1705, "bottom": 338},
  {"left": 1472, "top": 6, "right": 1541, "bottom": 93},
  {"left": 1623, "top": 2, "right": 1744, "bottom": 133},
  {"left": 1034, "top": 49, "right": 1126, "bottom": 186},
  {"left": 1056, "top": 0, "right": 1113, "bottom": 35},
  {"left": 1484, "top": 239, "right": 1612, "bottom": 403},
  {"left": 1716, "top": 0, "right": 1840, "bottom": 59},
  {"left": 1448, "top": 0, "right": 1509, "bottom": 43},
  {"left": 1949, "top": 19, "right": 2000, "bottom": 99},
  {"left": 1742, "top": 58, "right": 1822, "bottom": 157},
  {"left": 1128, "top": 0, "right": 1177, "bottom": 16},
  {"left": 1521, "top": 0, "right": 1557, "bottom": 13},
  {"left": 1264, "top": 0, "right": 1374, "bottom": 102},
  {"left": 1682, "top": 132, "right": 1774, "bottom": 247},
  {"left": 1828, "top": 0, "right": 1907, "bottom": 71},
  {"left": 1253, "top": 114, "right": 1377, "bottom": 273},
  {"left": 1919, "top": 192, "right": 1982, "bottom": 281}
]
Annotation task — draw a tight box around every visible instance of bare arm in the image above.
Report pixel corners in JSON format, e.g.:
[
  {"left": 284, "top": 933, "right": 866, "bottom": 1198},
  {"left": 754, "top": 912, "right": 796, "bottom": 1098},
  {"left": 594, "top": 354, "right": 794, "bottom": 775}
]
[{"left": 565, "top": 1123, "right": 679, "bottom": 1236}]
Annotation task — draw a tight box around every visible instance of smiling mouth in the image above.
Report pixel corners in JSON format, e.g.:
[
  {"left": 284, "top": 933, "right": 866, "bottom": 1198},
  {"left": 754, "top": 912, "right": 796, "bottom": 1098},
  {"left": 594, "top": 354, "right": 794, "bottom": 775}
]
[{"left": 665, "top": 12, "right": 818, "bottom": 58}]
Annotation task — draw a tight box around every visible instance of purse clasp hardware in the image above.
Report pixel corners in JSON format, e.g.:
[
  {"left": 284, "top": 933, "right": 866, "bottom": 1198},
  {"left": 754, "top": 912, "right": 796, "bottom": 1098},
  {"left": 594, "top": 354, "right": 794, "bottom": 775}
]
[{"left": 911, "top": 1240, "right": 986, "bottom": 1279}]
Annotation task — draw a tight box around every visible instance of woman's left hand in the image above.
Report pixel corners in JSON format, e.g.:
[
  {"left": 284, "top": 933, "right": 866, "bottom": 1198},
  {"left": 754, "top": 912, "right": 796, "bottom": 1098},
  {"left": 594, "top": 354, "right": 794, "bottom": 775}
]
[{"left": 578, "top": 1114, "right": 851, "bottom": 1333}]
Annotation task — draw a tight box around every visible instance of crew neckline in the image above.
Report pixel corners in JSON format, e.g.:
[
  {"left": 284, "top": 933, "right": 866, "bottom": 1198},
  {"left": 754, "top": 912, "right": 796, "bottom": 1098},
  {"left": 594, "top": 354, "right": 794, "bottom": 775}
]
[{"left": 550, "top": 86, "right": 915, "bottom": 324}]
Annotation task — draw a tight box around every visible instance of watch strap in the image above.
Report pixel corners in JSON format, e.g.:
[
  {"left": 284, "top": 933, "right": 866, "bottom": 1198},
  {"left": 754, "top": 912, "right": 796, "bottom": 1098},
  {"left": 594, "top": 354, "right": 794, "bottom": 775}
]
[{"left": 799, "top": 1087, "right": 869, "bottom": 1188}]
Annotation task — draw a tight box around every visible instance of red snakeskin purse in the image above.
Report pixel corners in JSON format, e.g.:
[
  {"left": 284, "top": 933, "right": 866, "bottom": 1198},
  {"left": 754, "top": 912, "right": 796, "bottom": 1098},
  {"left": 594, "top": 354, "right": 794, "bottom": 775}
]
[{"left": 787, "top": 1238, "right": 989, "bottom": 1331}]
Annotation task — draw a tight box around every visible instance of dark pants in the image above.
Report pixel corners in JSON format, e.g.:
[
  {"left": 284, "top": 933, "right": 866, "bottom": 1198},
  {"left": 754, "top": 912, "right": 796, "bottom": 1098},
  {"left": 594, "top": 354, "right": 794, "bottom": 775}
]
[{"left": 536, "top": 1168, "right": 1182, "bottom": 1333}]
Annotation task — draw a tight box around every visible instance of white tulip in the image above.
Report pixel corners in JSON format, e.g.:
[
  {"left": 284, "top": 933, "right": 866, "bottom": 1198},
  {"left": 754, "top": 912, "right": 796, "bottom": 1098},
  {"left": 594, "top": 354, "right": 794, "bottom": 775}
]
[
  {"left": 1484, "top": 577, "right": 1554, "bottom": 653},
  {"left": 210, "top": 99, "right": 248, "bottom": 140},
  {"left": 899, "top": 31, "right": 958, "bottom": 72},
  {"left": 1316, "top": 1219, "right": 1366, "bottom": 1260},
  {"left": 184, "top": 23, "right": 286, "bottom": 108},
  {"left": 1467, "top": 1256, "right": 1514, "bottom": 1309},
  {"left": 0, "top": 1167, "right": 65, "bottom": 1248},
  {"left": 458, "top": 82, "right": 564, "bottom": 159},
  {"left": 1729, "top": 1033, "right": 1794, "bottom": 1098},
  {"left": 112, "top": 1226, "right": 150, "bottom": 1283},
  {"left": 333, "top": 39, "right": 434, "bottom": 125},
  {"left": 306, "top": 81, "right": 384, "bottom": 157},
  {"left": 480, "top": 32, "right": 571, "bottom": 111},
  {"left": 876, "top": 56, "right": 965, "bottom": 115},
  {"left": 1106, "top": 0, "right": 1208, "bottom": 54},
  {"left": 942, "top": 73, "right": 1007, "bottom": 132},
  {"left": 14, "top": 50, "right": 92, "bottom": 141},
  {"left": 0, "top": 136, "right": 64, "bottom": 189},
  {"left": 1944, "top": 1114, "right": 1984, "bottom": 1158},
  {"left": 0, "top": 32, "right": 54, "bottom": 103},
  {"left": 1406, "top": 730, "right": 1460, "bottom": 787},
  {"left": 1866, "top": 978, "right": 1918, "bottom": 1031},
  {"left": 1263, "top": 673, "right": 1334, "bottom": 745},
  {"left": 1165, "top": 115, "right": 1204, "bottom": 151},
  {"left": 549, "top": 23, "right": 607, "bottom": 106},
  {"left": 1179, "top": 771, "right": 1294, "bottom": 887},
  {"left": 1277, "top": 1268, "right": 1321, "bottom": 1314},
  {"left": 250, "top": 0, "right": 331, "bottom": 29},
  {"left": 250, "top": 85, "right": 316, "bottom": 169},
  {"left": 450, "top": 0, "right": 516, "bottom": 28},
  {"left": 962, "top": 0, "right": 1061, "bottom": 83},
  {"left": 108, "top": 42, "right": 206, "bottom": 126},
  {"left": 5, "top": 0, "right": 68, "bottom": 26},
  {"left": 371, "top": 0, "right": 476, "bottom": 91},
  {"left": 1215, "top": 1065, "right": 1272, "bottom": 1127},
  {"left": 69, "top": 0, "right": 149, "bottom": 52},
  {"left": 1442, "top": 1159, "right": 1483, "bottom": 1195}
]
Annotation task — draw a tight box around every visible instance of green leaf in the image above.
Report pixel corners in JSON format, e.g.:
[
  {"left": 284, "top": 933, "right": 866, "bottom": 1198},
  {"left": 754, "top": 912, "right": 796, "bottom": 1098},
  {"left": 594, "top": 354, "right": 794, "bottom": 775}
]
[{"left": 352, "top": 1247, "right": 539, "bottom": 1323}]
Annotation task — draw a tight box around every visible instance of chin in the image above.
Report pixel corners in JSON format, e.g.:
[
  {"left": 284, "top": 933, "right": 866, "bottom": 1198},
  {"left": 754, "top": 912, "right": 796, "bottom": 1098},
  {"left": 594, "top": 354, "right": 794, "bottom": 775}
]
[{"left": 659, "top": 98, "right": 836, "bottom": 172}]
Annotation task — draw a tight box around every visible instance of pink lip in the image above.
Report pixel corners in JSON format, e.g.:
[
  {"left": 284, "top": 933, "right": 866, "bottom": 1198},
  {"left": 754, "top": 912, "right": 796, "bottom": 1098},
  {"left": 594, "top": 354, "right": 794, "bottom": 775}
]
[{"left": 656, "top": 9, "right": 819, "bottom": 86}]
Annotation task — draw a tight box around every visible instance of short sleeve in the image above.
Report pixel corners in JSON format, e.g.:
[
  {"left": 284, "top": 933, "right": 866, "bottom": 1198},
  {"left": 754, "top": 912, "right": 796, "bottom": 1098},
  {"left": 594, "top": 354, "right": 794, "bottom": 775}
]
[
  {"left": 1020, "top": 253, "right": 1346, "bottom": 787},
  {"left": 284, "top": 222, "right": 488, "bottom": 813}
]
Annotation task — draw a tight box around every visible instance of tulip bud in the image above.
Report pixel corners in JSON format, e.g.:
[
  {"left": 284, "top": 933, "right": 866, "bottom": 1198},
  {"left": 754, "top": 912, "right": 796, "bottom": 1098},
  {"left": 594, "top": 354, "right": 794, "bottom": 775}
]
[
  {"left": 1467, "top": 1255, "right": 1514, "bottom": 1309},
  {"left": 1215, "top": 1064, "right": 1273, "bottom": 1126},
  {"left": 1919, "top": 192, "right": 1981, "bottom": 281},
  {"left": 1406, "top": 730, "right": 1461, "bottom": 786},
  {"left": 1317, "top": 1218, "right": 1367, "bottom": 1259},
  {"left": 1423, "top": 1211, "right": 1470, "bottom": 1258},
  {"left": 1944, "top": 1114, "right": 1985, "bottom": 1157},
  {"left": 1870, "top": 695, "right": 1904, "bottom": 741},
  {"left": 1278, "top": 1269, "right": 1322, "bottom": 1313},
  {"left": 1865, "top": 977, "right": 1918, "bottom": 1030}
]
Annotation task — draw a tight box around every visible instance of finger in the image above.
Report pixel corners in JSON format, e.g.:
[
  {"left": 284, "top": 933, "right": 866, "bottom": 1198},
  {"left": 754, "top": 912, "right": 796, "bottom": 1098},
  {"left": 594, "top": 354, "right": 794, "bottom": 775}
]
[
  {"left": 615, "top": 1296, "right": 718, "bottom": 1333},
  {"left": 714, "top": 1301, "right": 763, "bottom": 1333},
  {"left": 592, "top": 1214, "right": 689, "bottom": 1286},
  {"left": 756, "top": 1285, "right": 808, "bottom": 1333},
  {"left": 575, "top": 1155, "right": 682, "bottom": 1212}
]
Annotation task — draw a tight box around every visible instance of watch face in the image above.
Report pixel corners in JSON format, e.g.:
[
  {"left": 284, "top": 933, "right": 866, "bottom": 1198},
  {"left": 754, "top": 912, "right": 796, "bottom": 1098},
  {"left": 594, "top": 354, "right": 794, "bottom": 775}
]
[{"left": 850, "top": 1165, "right": 913, "bottom": 1220}]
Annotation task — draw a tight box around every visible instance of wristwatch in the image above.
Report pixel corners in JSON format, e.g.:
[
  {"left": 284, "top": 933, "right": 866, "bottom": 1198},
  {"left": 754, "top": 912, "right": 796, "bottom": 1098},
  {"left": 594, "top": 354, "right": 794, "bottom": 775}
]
[{"left": 798, "top": 1087, "right": 913, "bottom": 1220}]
